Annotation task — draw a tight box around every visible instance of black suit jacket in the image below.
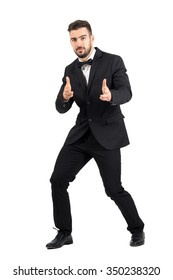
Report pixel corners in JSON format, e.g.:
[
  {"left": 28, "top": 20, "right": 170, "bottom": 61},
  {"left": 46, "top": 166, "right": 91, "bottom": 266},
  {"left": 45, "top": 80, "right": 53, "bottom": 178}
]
[{"left": 56, "top": 48, "right": 132, "bottom": 150}]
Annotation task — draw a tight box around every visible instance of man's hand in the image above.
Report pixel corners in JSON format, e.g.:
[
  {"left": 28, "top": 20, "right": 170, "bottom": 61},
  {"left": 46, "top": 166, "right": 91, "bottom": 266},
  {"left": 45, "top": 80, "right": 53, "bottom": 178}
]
[
  {"left": 63, "top": 76, "right": 74, "bottom": 101},
  {"left": 99, "top": 79, "right": 112, "bottom": 102}
]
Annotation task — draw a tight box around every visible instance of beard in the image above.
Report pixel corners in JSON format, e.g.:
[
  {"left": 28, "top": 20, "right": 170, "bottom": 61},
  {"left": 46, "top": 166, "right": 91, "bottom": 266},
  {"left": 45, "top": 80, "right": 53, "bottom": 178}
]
[{"left": 75, "top": 45, "right": 92, "bottom": 59}]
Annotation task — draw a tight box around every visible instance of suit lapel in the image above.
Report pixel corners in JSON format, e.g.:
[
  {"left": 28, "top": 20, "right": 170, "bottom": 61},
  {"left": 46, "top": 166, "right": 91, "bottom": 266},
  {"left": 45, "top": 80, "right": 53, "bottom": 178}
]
[
  {"left": 74, "top": 64, "right": 87, "bottom": 89},
  {"left": 88, "top": 48, "right": 102, "bottom": 91}
]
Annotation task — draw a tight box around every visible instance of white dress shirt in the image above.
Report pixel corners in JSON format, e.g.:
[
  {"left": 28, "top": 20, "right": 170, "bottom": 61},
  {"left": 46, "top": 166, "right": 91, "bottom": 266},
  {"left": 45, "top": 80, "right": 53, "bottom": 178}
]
[{"left": 78, "top": 48, "right": 96, "bottom": 84}]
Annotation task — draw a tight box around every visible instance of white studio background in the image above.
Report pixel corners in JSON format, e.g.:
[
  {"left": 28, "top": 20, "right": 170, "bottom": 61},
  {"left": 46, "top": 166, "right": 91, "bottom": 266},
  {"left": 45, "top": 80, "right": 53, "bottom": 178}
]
[{"left": 0, "top": 0, "right": 173, "bottom": 279}]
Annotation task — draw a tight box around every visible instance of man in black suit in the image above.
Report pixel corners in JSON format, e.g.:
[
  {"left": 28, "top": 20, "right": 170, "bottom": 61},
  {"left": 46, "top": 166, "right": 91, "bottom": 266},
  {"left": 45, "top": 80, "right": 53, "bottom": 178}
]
[{"left": 46, "top": 20, "right": 145, "bottom": 249}]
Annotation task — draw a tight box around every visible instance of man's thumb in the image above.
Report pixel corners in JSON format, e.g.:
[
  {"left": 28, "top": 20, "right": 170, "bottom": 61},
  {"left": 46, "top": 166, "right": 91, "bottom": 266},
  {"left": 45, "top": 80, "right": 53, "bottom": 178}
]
[
  {"left": 102, "top": 78, "right": 107, "bottom": 88},
  {"left": 66, "top": 76, "right": 70, "bottom": 85}
]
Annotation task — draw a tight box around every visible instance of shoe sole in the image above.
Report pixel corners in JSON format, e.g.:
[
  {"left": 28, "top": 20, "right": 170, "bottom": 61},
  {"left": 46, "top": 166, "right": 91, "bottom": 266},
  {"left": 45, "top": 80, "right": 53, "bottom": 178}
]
[{"left": 130, "top": 240, "right": 145, "bottom": 247}]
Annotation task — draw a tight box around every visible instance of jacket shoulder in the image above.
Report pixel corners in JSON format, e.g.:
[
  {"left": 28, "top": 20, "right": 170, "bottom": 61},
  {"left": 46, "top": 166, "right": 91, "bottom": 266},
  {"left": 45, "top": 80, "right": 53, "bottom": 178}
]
[
  {"left": 65, "top": 59, "right": 78, "bottom": 70},
  {"left": 95, "top": 47, "right": 121, "bottom": 59},
  {"left": 95, "top": 48, "right": 124, "bottom": 68},
  {"left": 102, "top": 52, "right": 123, "bottom": 63}
]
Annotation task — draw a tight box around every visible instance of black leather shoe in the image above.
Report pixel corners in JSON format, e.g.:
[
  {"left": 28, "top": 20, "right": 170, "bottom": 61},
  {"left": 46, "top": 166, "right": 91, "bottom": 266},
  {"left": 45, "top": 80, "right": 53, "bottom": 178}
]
[
  {"left": 46, "top": 232, "right": 73, "bottom": 249},
  {"left": 130, "top": 231, "right": 145, "bottom": 247}
]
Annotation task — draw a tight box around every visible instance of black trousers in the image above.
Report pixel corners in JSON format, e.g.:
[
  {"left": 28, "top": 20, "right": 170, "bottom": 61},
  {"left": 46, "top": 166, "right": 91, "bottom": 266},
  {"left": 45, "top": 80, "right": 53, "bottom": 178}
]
[{"left": 50, "top": 129, "right": 144, "bottom": 235}]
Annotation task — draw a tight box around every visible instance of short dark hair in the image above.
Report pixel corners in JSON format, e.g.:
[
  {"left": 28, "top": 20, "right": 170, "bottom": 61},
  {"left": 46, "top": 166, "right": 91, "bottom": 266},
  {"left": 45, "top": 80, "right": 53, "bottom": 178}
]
[{"left": 68, "top": 20, "right": 92, "bottom": 35}]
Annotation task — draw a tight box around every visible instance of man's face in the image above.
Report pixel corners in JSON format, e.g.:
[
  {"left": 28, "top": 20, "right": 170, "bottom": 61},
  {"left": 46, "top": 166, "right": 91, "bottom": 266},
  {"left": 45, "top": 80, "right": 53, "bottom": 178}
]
[{"left": 69, "top": 27, "right": 94, "bottom": 59}]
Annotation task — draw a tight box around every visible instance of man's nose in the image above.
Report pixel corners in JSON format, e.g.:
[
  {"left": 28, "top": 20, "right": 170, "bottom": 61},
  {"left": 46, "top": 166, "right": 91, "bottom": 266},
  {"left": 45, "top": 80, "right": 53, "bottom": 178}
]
[{"left": 76, "top": 38, "right": 82, "bottom": 46}]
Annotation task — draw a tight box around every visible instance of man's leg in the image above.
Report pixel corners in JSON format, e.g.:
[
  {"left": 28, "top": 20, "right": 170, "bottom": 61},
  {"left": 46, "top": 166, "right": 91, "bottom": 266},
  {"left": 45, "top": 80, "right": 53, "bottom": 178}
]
[
  {"left": 50, "top": 144, "right": 91, "bottom": 235},
  {"left": 94, "top": 148, "right": 144, "bottom": 234}
]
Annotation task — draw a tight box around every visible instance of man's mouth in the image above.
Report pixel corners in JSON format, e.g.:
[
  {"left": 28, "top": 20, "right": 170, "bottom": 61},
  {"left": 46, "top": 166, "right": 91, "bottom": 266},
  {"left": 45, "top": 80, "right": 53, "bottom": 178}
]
[{"left": 77, "top": 48, "right": 84, "bottom": 52}]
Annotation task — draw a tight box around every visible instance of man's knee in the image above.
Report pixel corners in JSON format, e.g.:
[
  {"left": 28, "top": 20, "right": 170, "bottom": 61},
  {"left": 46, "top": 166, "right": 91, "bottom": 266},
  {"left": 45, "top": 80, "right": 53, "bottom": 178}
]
[
  {"left": 105, "top": 184, "right": 125, "bottom": 200},
  {"left": 50, "top": 171, "right": 75, "bottom": 188}
]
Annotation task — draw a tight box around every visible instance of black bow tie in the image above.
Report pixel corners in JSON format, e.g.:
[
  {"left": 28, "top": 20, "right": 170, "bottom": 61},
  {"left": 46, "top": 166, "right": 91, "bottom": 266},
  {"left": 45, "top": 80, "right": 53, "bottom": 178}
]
[{"left": 77, "top": 58, "right": 93, "bottom": 68}]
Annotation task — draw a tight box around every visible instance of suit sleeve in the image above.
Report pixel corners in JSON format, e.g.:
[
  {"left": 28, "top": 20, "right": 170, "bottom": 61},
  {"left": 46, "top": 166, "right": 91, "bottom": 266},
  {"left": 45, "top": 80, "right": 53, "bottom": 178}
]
[
  {"left": 110, "top": 56, "right": 132, "bottom": 106},
  {"left": 55, "top": 72, "right": 74, "bottom": 113}
]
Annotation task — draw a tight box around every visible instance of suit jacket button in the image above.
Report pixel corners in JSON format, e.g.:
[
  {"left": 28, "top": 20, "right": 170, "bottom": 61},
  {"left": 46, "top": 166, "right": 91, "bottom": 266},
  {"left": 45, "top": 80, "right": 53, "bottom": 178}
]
[
  {"left": 87, "top": 101, "right": 91, "bottom": 105},
  {"left": 88, "top": 118, "right": 92, "bottom": 122}
]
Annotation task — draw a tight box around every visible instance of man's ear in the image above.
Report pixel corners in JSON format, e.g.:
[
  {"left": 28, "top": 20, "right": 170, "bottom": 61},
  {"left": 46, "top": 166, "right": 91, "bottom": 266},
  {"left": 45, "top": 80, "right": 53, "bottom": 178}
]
[{"left": 91, "top": 35, "right": 95, "bottom": 42}]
